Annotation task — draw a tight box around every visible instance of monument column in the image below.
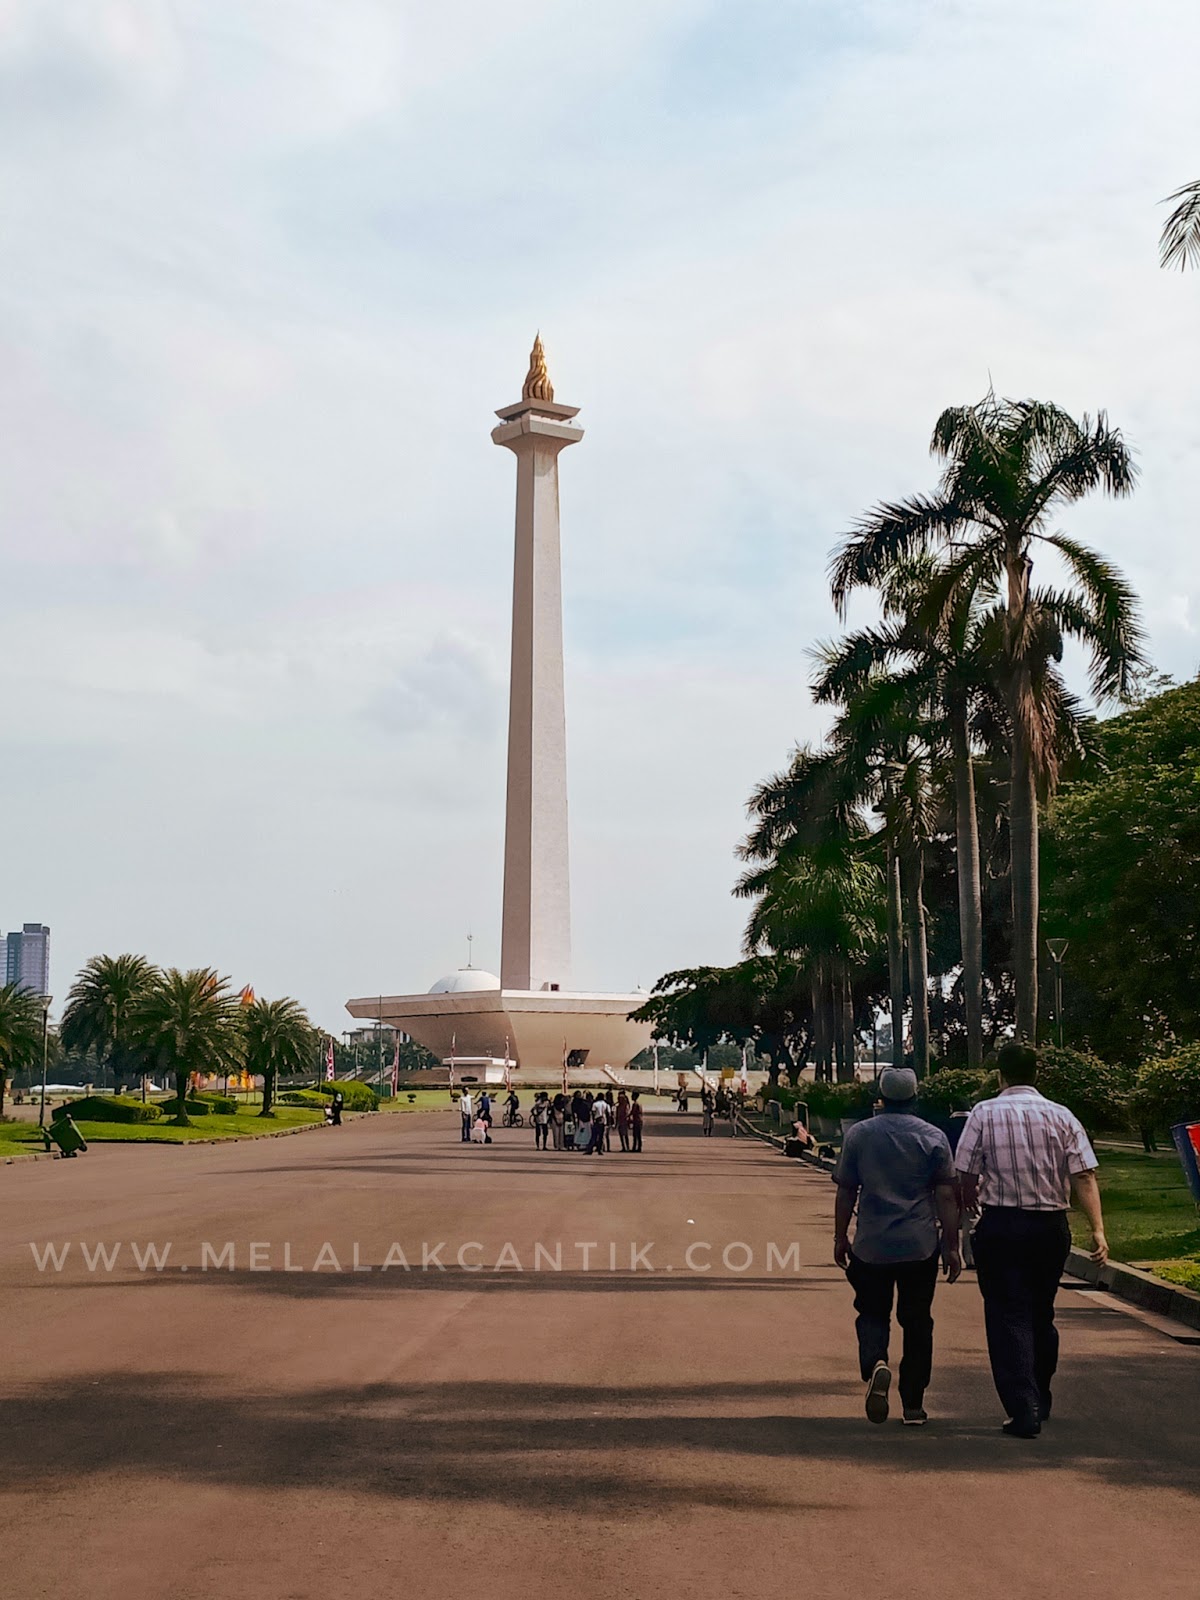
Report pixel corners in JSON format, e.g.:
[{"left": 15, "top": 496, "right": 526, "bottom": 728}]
[{"left": 492, "top": 337, "right": 582, "bottom": 993}]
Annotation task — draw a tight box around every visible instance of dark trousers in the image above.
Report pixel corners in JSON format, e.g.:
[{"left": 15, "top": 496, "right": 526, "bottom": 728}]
[
  {"left": 534, "top": 1124, "right": 548, "bottom": 1148},
  {"left": 461, "top": 1115, "right": 471, "bottom": 1143},
  {"left": 618, "top": 1126, "right": 630, "bottom": 1151},
  {"left": 846, "top": 1250, "right": 939, "bottom": 1409},
  {"left": 972, "top": 1207, "right": 1071, "bottom": 1424},
  {"left": 632, "top": 1124, "right": 642, "bottom": 1152}
]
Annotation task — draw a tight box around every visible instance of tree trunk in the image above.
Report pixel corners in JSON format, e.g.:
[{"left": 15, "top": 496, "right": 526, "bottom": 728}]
[
  {"left": 172, "top": 1069, "right": 191, "bottom": 1127},
  {"left": 837, "top": 978, "right": 856, "bottom": 1083},
  {"left": 951, "top": 710, "right": 985, "bottom": 1070},
  {"left": 1009, "top": 710, "right": 1040, "bottom": 1041},
  {"left": 886, "top": 844, "right": 905, "bottom": 1066},
  {"left": 259, "top": 1066, "right": 275, "bottom": 1117},
  {"left": 809, "top": 971, "right": 826, "bottom": 1082},
  {"left": 902, "top": 847, "right": 930, "bottom": 1077},
  {"left": 1006, "top": 551, "right": 1039, "bottom": 1042},
  {"left": 0, "top": 1067, "right": 6, "bottom": 1117}
]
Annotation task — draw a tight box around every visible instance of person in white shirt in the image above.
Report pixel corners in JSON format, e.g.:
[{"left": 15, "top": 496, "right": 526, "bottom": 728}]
[
  {"left": 954, "top": 1042, "right": 1108, "bottom": 1438},
  {"left": 459, "top": 1089, "right": 473, "bottom": 1144},
  {"left": 589, "top": 1095, "right": 609, "bottom": 1156}
]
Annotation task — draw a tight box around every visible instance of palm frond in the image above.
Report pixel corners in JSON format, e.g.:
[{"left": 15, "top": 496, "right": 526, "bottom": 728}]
[
  {"left": 1160, "top": 179, "right": 1200, "bottom": 271},
  {"left": 829, "top": 494, "right": 965, "bottom": 616},
  {"left": 1039, "top": 533, "right": 1147, "bottom": 700}
]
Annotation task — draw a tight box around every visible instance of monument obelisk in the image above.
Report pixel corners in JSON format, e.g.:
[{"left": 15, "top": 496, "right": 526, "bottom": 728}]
[{"left": 492, "top": 336, "right": 582, "bottom": 992}]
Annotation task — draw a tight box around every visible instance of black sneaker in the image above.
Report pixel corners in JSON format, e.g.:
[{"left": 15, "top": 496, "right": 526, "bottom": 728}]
[
  {"left": 865, "top": 1361, "right": 891, "bottom": 1425},
  {"left": 902, "top": 1406, "right": 928, "bottom": 1426}
]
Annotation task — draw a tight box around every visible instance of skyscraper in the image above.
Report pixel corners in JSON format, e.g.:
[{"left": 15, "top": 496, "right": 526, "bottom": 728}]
[{"left": 5, "top": 923, "right": 50, "bottom": 996}]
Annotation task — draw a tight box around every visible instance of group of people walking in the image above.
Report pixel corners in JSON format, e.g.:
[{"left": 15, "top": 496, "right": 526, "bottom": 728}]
[
  {"left": 530, "top": 1089, "right": 644, "bottom": 1153},
  {"left": 833, "top": 1044, "right": 1108, "bottom": 1438},
  {"left": 699, "top": 1085, "right": 740, "bottom": 1136},
  {"left": 457, "top": 1087, "right": 645, "bottom": 1153}
]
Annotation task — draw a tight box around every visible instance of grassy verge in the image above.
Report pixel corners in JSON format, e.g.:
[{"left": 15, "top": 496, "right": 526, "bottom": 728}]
[
  {"left": 0, "top": 1105, "right": 325, "bottom": 1150},
  {"left": 1072, "top": 1149, "right": 1200, "bottom": 1272}
]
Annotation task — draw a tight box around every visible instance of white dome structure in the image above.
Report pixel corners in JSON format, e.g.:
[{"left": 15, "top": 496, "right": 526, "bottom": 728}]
[{"left": 428, "top": 968, "right": 502, "bottom": 995}]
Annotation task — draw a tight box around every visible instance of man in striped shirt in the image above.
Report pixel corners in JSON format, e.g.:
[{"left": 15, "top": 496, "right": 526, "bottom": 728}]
[{"left": 954, "top": 1042, "right": 1109, "bottom": 1438}]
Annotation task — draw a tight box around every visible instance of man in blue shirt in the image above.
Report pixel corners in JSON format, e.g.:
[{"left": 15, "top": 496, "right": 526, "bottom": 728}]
[{"left": 833, "top": 1067, "right": 962, "bottom": 1426}]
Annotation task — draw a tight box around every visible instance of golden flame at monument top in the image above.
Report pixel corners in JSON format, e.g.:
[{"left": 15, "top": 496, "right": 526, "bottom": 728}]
[{"left": 521, "top": 333, "right": 554, "bottom": 402}]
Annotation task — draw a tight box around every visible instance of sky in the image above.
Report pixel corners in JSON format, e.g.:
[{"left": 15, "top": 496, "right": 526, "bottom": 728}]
[{"left": 1, "top": 0, "right": 1199, "bottom": 1032}]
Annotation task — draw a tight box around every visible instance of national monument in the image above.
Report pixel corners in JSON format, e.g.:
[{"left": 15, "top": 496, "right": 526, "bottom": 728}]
[{"left": 346, "top": 340, "right": 651, "bottom": 1078}]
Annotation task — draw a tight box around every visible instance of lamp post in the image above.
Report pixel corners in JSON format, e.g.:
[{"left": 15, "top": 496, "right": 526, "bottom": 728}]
[
  {"left": 1046, "top": 939, "right": 1069, "bottom": 1048},
  {"left": 37, "top": 994, "right": 53, "bottom": 1128}
]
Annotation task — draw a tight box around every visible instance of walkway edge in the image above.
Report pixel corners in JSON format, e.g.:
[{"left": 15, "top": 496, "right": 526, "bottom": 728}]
[{"left": 1066, "top": 1247, "right": 1200, "bottom": 1332}]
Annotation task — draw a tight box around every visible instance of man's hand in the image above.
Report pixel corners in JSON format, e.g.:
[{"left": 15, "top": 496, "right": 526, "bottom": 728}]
[
  {"left": 1088, "top": 1229, "right": 1109, "bottom": 1265},
  {"left": 941, "top": 1245, "right": 962, "bottom": 1284},
  {"left": 834, "top": 1234, "right": 851, "bottom": 1270}
]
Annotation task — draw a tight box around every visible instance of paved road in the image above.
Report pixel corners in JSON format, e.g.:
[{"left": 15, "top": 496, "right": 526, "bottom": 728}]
[{"left": 4, "top": 1111, "right": 1195, "bottom": 1599}]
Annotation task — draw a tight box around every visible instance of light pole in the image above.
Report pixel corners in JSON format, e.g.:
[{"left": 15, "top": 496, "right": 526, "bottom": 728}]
[
  {"left": 37, "top": 994, "right": 53, "bottom": 1128},
  {"left": 1046, "top": 939, "right": 1069, "bottom": 1048}
]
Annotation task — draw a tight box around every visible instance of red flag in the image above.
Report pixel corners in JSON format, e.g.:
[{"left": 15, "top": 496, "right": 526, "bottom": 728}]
[{"left": 325, "top": 1036, "right": 335, "bottom": 1082}]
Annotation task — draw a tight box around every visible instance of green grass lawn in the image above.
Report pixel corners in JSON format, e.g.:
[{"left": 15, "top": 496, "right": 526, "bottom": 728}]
[
  {"left": 0, "top": 1104, "right": 325, "bottom": 1151},
  {"left": 1074, "top": 1149, "right": 1200, "bottom": 1284}
]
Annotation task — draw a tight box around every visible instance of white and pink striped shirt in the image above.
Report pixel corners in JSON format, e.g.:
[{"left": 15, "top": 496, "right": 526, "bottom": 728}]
[{"left": 953, "top": 1086, "right": 1097, "bottom": 1210}]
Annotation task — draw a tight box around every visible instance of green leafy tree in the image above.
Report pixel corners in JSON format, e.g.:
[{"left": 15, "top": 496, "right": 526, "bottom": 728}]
[
  {"left": 60, "top": 954, "right": 159, "bottom": 1092},
  {"left": 1042, "top": 678, "right": 1200, "bottom": 1061},
  {"left": 831, "top": 392, "right": 1143, "bottom": 1041},
  {"left": 242, "top": 996, "right": 315, "bottom": 1117},
  {"left": 134, "top": 969, "right": 241, "bottom": 1126},
  {"left": 0, "top": 983, "right": 43, "bottom": 1116}
]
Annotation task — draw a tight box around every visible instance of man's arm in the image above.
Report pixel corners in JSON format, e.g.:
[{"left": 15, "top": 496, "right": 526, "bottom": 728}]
[
  {"left": 833, "top": 1184, "right": 857, "bottom": 1270},
  {"left": 1070, "top": 1169, "right": 1109, "bottom": 1264},
  {"left": 934, "top": 1181, "right": 962, "bottom": 1281},
  {"left": 958, "top": 1171, "right": 980, "bottom": 1216}
]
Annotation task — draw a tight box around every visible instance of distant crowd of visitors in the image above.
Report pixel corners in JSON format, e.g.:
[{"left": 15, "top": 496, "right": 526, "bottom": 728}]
[{"left": 457, "top": 1087, "right": 644, "bottom": 1153}]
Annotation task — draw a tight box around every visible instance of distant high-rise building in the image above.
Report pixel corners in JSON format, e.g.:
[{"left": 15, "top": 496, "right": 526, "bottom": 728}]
[{"left": 5, "top": 924, "right": 50, "bottom": 996}]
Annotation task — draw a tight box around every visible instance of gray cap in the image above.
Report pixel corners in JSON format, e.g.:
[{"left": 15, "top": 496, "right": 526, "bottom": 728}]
[{"left": 879, "top": 1067, "right": 919, "bottom": 1102}]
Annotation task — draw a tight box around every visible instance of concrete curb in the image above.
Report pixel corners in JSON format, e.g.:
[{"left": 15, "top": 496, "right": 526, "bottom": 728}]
[{"left": 1066, "top": 1247, "right": 1200, "bottom": 1333}]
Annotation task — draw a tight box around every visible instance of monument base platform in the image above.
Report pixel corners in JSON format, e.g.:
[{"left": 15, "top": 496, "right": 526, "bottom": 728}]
[{"left": 345, "top": 988, "right": 651, "bottom": 1074}]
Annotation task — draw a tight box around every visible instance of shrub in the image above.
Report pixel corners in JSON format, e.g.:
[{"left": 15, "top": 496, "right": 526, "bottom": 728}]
[
  {"left": 1033, "top": 1045, "right": 1133, "bottom": 1134},
  {"left": 1130, "top": 1046, "right": 1200, "bottom": 1132},
  {"left": 157, "top": 1097, "right": 213, "bottom": 1117},
  {"left": 279, "top": 1081, "right": 378, "bottom": 1111},
  {"left": 192, "top": 1091, "right": 238, "bottom": 1114},
  {"left": 328, "top": 1079, "right": 379, "bottom": 1112},
  {"left": 918, "top": 1068, "right": 987, "bottom": 1116},
  {"left": 65, "top": 1095, "right": 162, "bottom": 1124},
  {"left": 802, "top": 1079, "right": 877, "bottom": 1121}
]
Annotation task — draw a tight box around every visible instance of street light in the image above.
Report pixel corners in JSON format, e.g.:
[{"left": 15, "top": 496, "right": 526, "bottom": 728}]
[
  {"left": 37, "top": 994, "right": 53, "bottom": 1128},
  {"left": 1046, "top": 939, "right": 1069, "bottom": 1048}
]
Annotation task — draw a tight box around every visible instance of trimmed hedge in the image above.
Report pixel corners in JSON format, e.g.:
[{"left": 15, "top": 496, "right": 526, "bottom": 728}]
[
  {"left": 280, "top": 1080, "right": 379, "bottom": 1112},
  {"left": 65, "top": 1095, "right": 162, "bottom": 1124},
  {"left": 917, "top": 1068, "right": 990, "bottom": 1116},
  {"left": 192, "top": 1091, "right": 239, "bottom": 1114},
  {"left": 157, "top": 1097, "right": 213, "bottom": 1117}
]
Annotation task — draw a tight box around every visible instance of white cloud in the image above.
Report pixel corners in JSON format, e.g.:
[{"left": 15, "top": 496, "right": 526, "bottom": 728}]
[{"left": 1, "top": 0, "right": 1198, "bottom": 1026}]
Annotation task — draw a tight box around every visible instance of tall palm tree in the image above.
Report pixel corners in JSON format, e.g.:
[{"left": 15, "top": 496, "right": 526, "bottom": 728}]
[
  {"left": 815, "top": 557, "right": 999, "bottom": 1069},
  {"left": 831, "top": 394, "right": 1143, "bottom": 1039},
  {"left": 1161, "top": 180, "right": 1200, "bottom": 271},
  {"left": 0, "top": 983, "right": 43, "bottom": 1116},
  {"left": 243, "top": 996, "right": 315, "bottom": 1117},
  {"left": 738, "top": 747, "right": 884, "bottom": 1080},
  {"left": 134, "top": 969, "right": 241, "bottom": 1126},
  {"left": 61, "top": 954, "right": 158, "bottom": 1093}
]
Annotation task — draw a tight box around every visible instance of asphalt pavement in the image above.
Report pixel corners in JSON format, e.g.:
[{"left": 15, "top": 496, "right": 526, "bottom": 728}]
[{"left": 4, "top": 1108, "right": 1195, "bottom": 1599}]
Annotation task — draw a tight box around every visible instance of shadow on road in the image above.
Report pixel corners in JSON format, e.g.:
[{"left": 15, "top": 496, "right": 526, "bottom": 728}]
[{"left": 3, "top": 1360, "right": 1198, "bottom": 1513}]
